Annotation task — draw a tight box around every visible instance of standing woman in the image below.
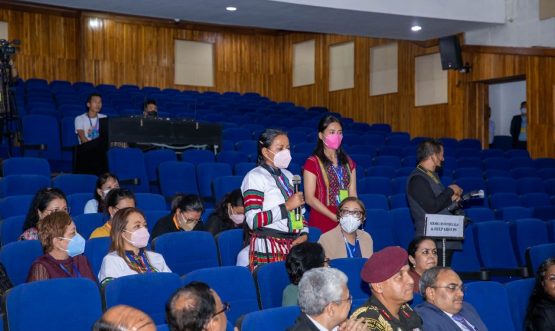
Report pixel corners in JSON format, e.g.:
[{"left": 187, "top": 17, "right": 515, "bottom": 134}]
[
  {"left": 303, "top": 115, "right": 357, "bottom": 233},
  {"left": 241, "top": 128, "right": 308, "bottom": 271}
]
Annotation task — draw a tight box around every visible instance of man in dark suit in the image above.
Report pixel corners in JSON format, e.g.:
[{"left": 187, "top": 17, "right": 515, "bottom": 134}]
[
  {"left": 415, "top": 267, "right": 488, "bottom": 331},
  {"left": 288, "top": 267, "right": 366, "bottom": 331},
  {"left": 510, "top": 101, "right": 527, "bottom": 149}
]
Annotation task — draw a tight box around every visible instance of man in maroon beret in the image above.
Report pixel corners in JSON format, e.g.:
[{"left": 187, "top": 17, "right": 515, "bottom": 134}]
[{"left": 351, "top": 246, "right": 423, "bottom": 330}]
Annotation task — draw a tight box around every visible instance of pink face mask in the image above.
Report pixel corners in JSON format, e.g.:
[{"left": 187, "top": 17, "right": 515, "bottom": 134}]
[
  {"left": 123, "top": 227, "right": 150, "bottom": 248},
  {"left": 323, "top": 133, "right": 343, "bottom": 150},
  {"left": 268, "top": 149, "right": 292, "bottom": 169}
]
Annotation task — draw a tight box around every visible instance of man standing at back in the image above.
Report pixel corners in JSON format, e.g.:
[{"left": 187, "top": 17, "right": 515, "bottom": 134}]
[{"left": 75, "top": 93, "right": 106, "bottom": 144}]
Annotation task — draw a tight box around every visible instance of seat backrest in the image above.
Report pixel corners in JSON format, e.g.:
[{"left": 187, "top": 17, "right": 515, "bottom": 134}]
[
  {"left": 487, "top": 177, "right": 517, "bottom": 194},
  {"left": 52, "top": 174, "right": 97, "bottom": 195},
  {"left": 516, "top": 177, "right": 546, "bottom": 195},
  {"left": 528, "top": 243, "right": 555, "bottom": 273},
  {"left": 389, "top": 208, "right": 414, "bottom": 249},
  {"left": 182, "top": 149, "right": 215, "bottom": 165},
  {"left": 73, "top": 213, "right": 106, "bottom": 240},
  {"left": 451, "top": 225, "right": 482, "bottom": 273},
  {"left": 21, "top": 114, "right": 62, "bottom": 161},
  {"left": 373, "top": 155, "right": 401, "bottom": 168},
  {"left": 216, "top": 229, "right": 244, "bottom": 266},
  {"left": 363, "top": 209, "right": 395, "bottom": 251},
  {"left": 241, "top": 306, "right": 300, "bottom": 331},
  {"left": 0, "top": 216, "right": 26, "bottom": 246},
  {"left": 490, "top": 193, "right": 521, "bottom": 210},
  {"left": 0, "top": 195, "right": 34, "bottom": 219},
  {"left": 359, "top": 177, "right": 392, "bottom": 196},
  {"left": 135, "top": 193, "right": 167, "bottom": 211},
  {"left": 107, "top": 147, "right": 149, "bottom": 192},
  {"left": 143, "top": 149, "right": 177, "bottom": 183},
  {"left": 389, "top": 193, "right": 408, "bottom": 209},
  {"left": 67, "top": 193, "right": 94, "bottom": 216},
  {"left": 0, "top": 240, "right": 43, "bottom": 285},
  {"left": 464, "top": 281, "right": 516, "bottom": 331},
  {"left": 196, "top": 163, "right": 233, "bottom": 199},
  {"left": 181, "top": 266, "right": 259, "bottom": 323},
  {"left": 358, "top": 194, "right": 389, "bottom": 210},
  {"left": 158, "top": 161, "right": 198, "bottom": 197},
  {"left": 234, "top": 162, "right": 256, "bottom": 177},
  {"left": 213, "top": 176, "right": 243, "bottom": 202},
  {"left": 509, "top": 157, "right": 535, "bottom": 169},
  {"left": 329, "top": 258, "right": 370, "bottom": 303},
  {"left": 465, "top": 207, "right": 495, "bottom": 223},
  {"left": 253, "top": 261, "right": 289, "bottom": 309},
  {"left": 0, "top": 175, "right": 51, "bottom": 198},
  {"left": 153, "top": 232, "right": 219, "bottom": 275},
  {"left": 308, "top": 226, "right": 322, "bottom": 243},
  {"left": 6, "top": 278, "right": 102, "bottom": 331},
  {"left": 84, "top": 237, "right": 111, "bottom": 276},
  {"left": 104, "top": 272, "right": 181, "bottom": 325},
  {"left": 505, "top": 278, "right": 535, "bottom": 331},
  {"left": 500, "top": 206, "right": 533, "bottom": 222},
  {"left": 474, "top": 221, "right": 519, "bottom": 268},
  {"left": 2, "top": 157, "right": 51, "bottom": 177},
  {"left": 510, "top": 219, "right": 548, "bottom": 266}
]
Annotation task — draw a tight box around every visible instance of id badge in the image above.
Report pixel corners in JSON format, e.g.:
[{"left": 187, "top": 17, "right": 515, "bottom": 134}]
[
  {"left": 338, "top": 189, "right": 348, "bottom": 203},
  {"left": 290, "top": 211, "right": 304, "bottom": 230}
]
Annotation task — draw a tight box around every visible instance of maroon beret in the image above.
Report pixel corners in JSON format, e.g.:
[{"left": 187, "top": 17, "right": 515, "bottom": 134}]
[{"left": 360, "top": 246, "right": 409, "bottom": 283}]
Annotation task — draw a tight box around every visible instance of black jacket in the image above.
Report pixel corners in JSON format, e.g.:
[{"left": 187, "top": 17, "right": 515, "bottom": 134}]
[
  {"left": 287, "top": 313, "right": 321, "bottom": 331},
  {"left": 510, "top": 114, "right": 524, "bottom": 145}
]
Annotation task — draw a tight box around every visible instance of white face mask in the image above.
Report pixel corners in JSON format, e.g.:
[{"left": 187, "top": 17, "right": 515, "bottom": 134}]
[
  {"left": 228, "top": 206, "right": 245, "bottom": 225},
  {"left": 521, "top": 107, "right": 527, "bottom": 115},
  {"left": 339, "top": 215, "right": 361, "bottom": 234}
]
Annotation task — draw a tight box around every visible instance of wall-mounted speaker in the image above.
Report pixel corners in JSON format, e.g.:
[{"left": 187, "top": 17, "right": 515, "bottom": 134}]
[{"left": 439, "top": 35, "right": 463, "bottom": 70}]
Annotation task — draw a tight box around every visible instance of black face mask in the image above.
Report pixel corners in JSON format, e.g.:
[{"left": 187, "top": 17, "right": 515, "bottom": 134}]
[
  {"left": 146, "top": 111, "right": 157, "bottom": 118},
  {"left": 435, "top": 160, "right": 445, "bottom": 175}
]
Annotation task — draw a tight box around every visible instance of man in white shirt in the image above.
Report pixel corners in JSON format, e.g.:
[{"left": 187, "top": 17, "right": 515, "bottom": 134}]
[
  {"left": 75, "top": 93, "right": 107, "bottom": 144},
  {"left": 288, "top": 267, "right": 366, "bottom": 331},
  {"left": 415, "top": 267, "right": 488, "bottom": 331}
]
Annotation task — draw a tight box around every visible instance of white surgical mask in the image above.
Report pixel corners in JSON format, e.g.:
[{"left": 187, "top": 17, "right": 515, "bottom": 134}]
[{"left": 339, "top": 215, "right": 361, "bottom": 234}]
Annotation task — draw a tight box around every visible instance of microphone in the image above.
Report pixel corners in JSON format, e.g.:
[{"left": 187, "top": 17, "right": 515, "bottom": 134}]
[
  {"left": 292, "top": 175, "right": 302, "bottom": 222},
  {"left": 447, "top": 189, "right": 485, "bottom": 213}
]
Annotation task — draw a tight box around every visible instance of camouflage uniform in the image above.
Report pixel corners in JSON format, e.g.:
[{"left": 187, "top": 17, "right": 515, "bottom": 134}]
[{"left": 351, "top": 296, "right": 422, "bottom": 331}]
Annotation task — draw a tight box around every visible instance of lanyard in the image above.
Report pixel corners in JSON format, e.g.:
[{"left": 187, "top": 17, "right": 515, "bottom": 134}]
[
  {"left": 59, "top": 261, "right": 81, "bottom": 278},
  {"left": 88, "top": 116, "right": 98, "bottom": 130},
  {"left": 417, "top": 165, "right": 440, "bottom": 184},
  {"left": 331, "top": 164, "right": 344, "bottom": 189},
  {"left": 342, "top": 235, "right": 358, "bottom": 258},
  {"left": 277, "top": 175, "right": 293, "bottom": 197}
]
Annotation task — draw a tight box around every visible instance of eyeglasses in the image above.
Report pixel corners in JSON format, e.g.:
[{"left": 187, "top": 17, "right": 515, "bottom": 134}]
[
  {"left": 183, "top": 218, "right": 200, "bottom": 224},
  {"left": 45, "top": 207, "right": 70, "bottom": 214},
  {"left": 213, "top": 302, "right": 230, "bottom": 317},
  {"left": 339, "top": 209, "right": 363, "bottom": 219},
  {"left": 334, "top": 295, "right": 352, "bottom": 305},
  {"left": 431, "top": 284, "right": 466, "bottom": 293}
]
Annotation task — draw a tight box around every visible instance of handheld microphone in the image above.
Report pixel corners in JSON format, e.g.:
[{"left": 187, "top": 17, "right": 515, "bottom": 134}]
[
  {"left": 447, "top": 189, "right": 485, "bottom": 212},
  {"left": 292, "top": 175, "right": 302, "bottom": 222}
]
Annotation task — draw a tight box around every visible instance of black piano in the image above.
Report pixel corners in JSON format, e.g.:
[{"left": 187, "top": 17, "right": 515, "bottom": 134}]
[{"left": 74, "top": 117, "right": 222, "bottom": 174}]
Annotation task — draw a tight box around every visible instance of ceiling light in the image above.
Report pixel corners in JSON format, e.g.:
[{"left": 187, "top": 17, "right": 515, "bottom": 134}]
[
  {"left": 411, "top": 25, "right": 422, "bottom": 32},
  {"left": 226, "top": 6, "right": 237, "bottom": 11},
  {"left": 89, "top": 18, "right": 102, "bottom": 29}
]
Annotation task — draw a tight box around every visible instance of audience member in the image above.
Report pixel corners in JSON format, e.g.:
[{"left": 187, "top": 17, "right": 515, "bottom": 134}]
[
  {"left": 241, "top": 128, "right": 307, "bottom": 271},
  {"left": 510, "top": 101, "right": 528, "bottom": 149},
  {"left": 93, "top": 304, "right": 156, "bottom": 331},
  {"left": 166, "top": 282, "right": 228, "bottom": 331},
  {"left": 304, "top": 115, "right": 358, "bottom": 234},
  {"left": 318, "top": 197, "right": 373, "bottom": 260},
  {"left": 415, "top": 266, "right": 487, "bottom": 331},
  {"left": 408, "top": 237, "right": 438, "bottom": 293},
  {"left": 486, "top": 105, "right": 495, "bottom": 148},
  {"left": 288, "top": 267, "right": 366, "bottom": 331},
  {"left": 151, "top": 194, "right": 205, "bottom": 240},
  {"left": 90, "top": 188, "right": 136, "bottom": 239},
  {"left": 27, "top": 211, "right": 96, "bottom": 282},
  {"left": 143, "top": 99, "right": 158, "bottom": 118},
  {"left": 98, "top": 207, "right": 171, "bottom": 286},
  {"left": 75, "top": 93, "right": 106, "bottom": 144},
  {"left": 235, "top": 223, "right": 251, "bottom": 268},
  {"left": 84, "top": 172, "right": 120, "bottom": 214},
  {"left": 525, "top": 257, "right": 555, "bottom": 330},
  {"left": 351, "top": 246, "right": 422, "bottom": 330},
  {"left": 283, "top": 242, "right": 327, "bottom": 306},
  {"left": 20, "top": 187, "right": 68, "bottom": 241},
  {"left": 206, "top": 189, "right": 244, "bottom": 236}
]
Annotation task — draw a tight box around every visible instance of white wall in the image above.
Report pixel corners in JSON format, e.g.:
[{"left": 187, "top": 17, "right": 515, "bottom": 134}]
[{"left": 488, "top": 80, "right": 526, "bottom": 136}]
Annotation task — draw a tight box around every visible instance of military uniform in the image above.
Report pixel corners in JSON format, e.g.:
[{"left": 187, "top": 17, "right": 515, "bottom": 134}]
[{"left": 351, "top": 296, "right": 422, "bottom": 331}]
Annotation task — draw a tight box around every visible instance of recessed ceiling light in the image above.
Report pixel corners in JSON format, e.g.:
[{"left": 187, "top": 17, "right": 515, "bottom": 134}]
[
  {"left": 411, "top": 25, "right": 422, "bottom": 32},
  {"left": 226, "top": 6, "right": 237, "bottom": 11}
]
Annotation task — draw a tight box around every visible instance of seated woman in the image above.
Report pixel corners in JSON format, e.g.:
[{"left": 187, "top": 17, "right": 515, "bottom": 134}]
[
  {"left": 89, "top": 188, "right": 136, "bottom": 239},
  {"left": 206, "top": 189, "right": 245, "bottom": 236},
  {"left": 525, "top": 257, "right": 555, "bottom": 330},
  {"left": 317, "top": 197, "right": 373, "bottom": 260},
  {"left": 20, "top": 188, "right": 68, "bottom": 241},
  {"left": 407, "top": 237, "right": 438, "bottom": 293},
  {"left": 27, "top": 211, "right": 96, "bottom": 282},
  {"left": 282, "top": 242, "right": 327, "bottom": 306},
  {"left": 98, "top": 207, "right": 171, "bottom": 286},
  {"left": 151, "top": 194, "right": 205, "bottom": 240},
  {"left": 84, "top": 172, "right": 120, "bottom": 214}
]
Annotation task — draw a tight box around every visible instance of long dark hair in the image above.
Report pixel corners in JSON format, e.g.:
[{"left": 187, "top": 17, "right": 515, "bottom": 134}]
[
  {"left": 105, "top": 188, "right": 135, "bottom": 216},
  {"left": 94, "top": 172, "right": 119, "bottom": 213},
  {"left": 23, "top": 188, "right": 67, "bottom": 232},
  {"left": 312, "top": 115, "right": 349, "bottom": 167},
  {"left": 525, "top": 258, "right": 555, "bottom": 330},
  {"left": 285, "top": 242, "right": 326, "bottom": 285},
  {"left": 257, "top": 128, "right": 287, "bottom": 165},
  {"left": 212, "top": 189, "right": 243, "bottom": 227},
  {"left": 407, "top": 236, "right": 436, "bottom": 269}
]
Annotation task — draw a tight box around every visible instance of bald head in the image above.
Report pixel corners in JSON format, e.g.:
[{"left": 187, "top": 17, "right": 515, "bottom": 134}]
[{"left": 93, "top": 305, "right": 156, "bottom": 331}]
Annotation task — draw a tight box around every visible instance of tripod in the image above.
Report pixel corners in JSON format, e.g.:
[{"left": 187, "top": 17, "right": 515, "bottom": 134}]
[{"left": 0, "top": 57, "right": 20, "bottom": 158}]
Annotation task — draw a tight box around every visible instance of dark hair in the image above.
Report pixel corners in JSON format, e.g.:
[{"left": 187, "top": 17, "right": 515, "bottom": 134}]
[
  {"left": 144, "top": 99, "right": 157, "bottom": 108},
  {"left": 23, "top": 188, "right": 67, "bottom": 232},
  {"left": 105, "top": 188, "right": 136, "bottom": 214},
  {"left": 257, "top": 128, "right": 287, "bottom": 165},
  {"left": 525, "top": 258, "right": 555, "bottom": 329},
  {"left": 212, "top": 189, "right": 244, "bottom": 227},
  {"left": 521, "top": 101, "right": 527, "bottom": 108},
  {"left": 166, "top": 282, "right": 216, "bottom": 331},
  {"left": 420, "top": 266, "right": 452, "bottom": 299},
  {"left": 94, "top": 173, "right": 119, "bottom": 213},
  {"left": 87, "top": 93, "right": 102, "bottom": 104},
  {"left": 312, "top": 115, "right": 349, "bottom": 167},
  {"left": 285, "top": 242, "right": 326, "bottom": 285},
  {"left": 407, "top": 236, "right": 436, "bottom": 269},
  {"left": 335, "top": 197, "right": 366, "bottom": 222},
  {"left": 109, "top": 207, "right": 146, "bottom": 258},
  {"left": 416, "top": 139, "right": 443, "bottom": 164},
  {"left": 171, "top": 194, "right": 204, "bottom": 215}
]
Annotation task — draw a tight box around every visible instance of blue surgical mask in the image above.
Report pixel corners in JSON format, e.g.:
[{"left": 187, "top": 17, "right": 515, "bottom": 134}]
[{"left": 60, "top": 233, "right": 86, "bottom": 257}]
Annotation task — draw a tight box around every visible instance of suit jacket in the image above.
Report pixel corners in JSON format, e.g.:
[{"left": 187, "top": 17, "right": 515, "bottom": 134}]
[
  {"left": 287, "top": 313, "right": 322, "bottom": 331},
  {"left": 414, "top": 301, "right": 488, "bottom": 331},
  {"left": 318, "top": 225, "right": 373, "bottom": 260},
  {"left": 510, "top": 114, "right": 523, "bottom": 144}
]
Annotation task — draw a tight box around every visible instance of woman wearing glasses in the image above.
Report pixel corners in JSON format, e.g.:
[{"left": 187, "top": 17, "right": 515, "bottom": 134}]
[
  {"left": 20, "top": 187, "right": 69, "bottom": 241},
  {"left": 27, "top": 211, "right": 96, "bottom": 282},
  {"left": 151, "top": 194, "right": 205, "bottom": 241},
  {"left": 318, "top": 197, "right": 373, "bottom": 260},
  {"left": 90, "top": 188, "right": 136, "bottom": 239},
  {"left": 407, "top": 237, "right": 438, "bottom": 293}
]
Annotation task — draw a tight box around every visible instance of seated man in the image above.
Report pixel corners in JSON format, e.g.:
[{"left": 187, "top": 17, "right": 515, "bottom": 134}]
[
  {"left": 144, "top": 99, "right": 158, "bottom": 118},
  {"left": 93, "top": 304, "right": 156, "bottom": 331},
  {"left": 415, "top": 267, "right": 487, "bottom": 331},
  {"left": 351, "top": 246, "right": 422, "bottom": 331},
  {"left": 288, "top": 267, "right": 365, "bottom": 331},
  {"left": 166, "top": 282, "right": 228, "bottom": 331}
]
